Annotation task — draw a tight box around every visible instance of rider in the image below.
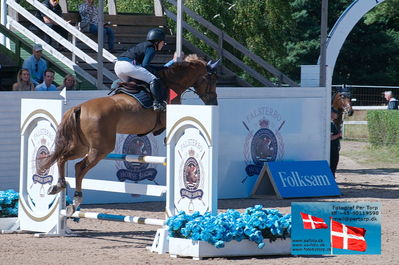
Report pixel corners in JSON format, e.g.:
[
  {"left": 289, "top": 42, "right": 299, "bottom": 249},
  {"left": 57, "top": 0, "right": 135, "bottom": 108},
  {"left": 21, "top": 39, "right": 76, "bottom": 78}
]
[{"left": 114, "top": 28, "right": 167, "bottom": 111}]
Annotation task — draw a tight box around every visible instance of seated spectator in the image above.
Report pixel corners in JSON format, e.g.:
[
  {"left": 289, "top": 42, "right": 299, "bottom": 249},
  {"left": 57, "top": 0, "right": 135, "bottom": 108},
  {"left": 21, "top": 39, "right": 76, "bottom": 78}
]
[
  {"left": 57, "top": 74, "right": 76, "bottom": 90},
  {"left": 37, "top": 0, "right": 68, "bottom": 49},
  {"left": 384, "top": 91, "right": 399, "bottom": 110},
  {"left": 22, "top": 44, "right": 47, "bottom": 86},
  {"left": 12, "top": 68, "right": 35, "bottom": 91},
  {"left": 35, "top": 69, "right": 57, "bottom": 91},
  {"left": 79, "top": 0, "right": 115, "bottom": 51}
]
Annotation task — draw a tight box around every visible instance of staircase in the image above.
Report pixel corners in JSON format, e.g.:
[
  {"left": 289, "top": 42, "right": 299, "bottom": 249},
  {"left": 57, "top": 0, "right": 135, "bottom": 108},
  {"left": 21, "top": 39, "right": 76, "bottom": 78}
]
[{"left": 1, "top": 0, "right": 297, "bottom": 90}]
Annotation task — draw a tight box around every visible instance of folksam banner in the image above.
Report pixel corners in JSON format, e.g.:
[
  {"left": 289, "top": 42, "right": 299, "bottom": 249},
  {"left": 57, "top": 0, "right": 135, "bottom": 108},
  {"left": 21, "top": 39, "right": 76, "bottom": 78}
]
[{"left": 266, "top": 160, "right": 340, "bottom": 198}]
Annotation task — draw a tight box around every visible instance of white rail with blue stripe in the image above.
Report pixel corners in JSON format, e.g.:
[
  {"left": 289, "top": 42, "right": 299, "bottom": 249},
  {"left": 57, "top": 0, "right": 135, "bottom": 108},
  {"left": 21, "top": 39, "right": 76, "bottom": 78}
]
[
  {"left": 61, "top": 210, "right": 166, "bottom": 226},
  {"left": 105, "top": 154, "right": 167, "bottom": 165}
]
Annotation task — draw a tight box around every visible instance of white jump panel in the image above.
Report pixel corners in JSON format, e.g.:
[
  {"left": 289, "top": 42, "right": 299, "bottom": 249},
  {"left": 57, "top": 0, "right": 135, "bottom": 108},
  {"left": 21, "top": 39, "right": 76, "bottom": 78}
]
[
  {"left": 18, "top": 99, "right": 65, "bottom": 233},
  {"left": 166, "top": 105, "right": 218, "bottom": 216}
]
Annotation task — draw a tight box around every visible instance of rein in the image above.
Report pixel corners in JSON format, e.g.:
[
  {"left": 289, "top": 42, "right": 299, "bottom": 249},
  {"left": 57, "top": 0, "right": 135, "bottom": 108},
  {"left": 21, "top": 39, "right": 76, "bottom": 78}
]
[{"left": 189, "top": 73, "right": 214, "bottom": 102}]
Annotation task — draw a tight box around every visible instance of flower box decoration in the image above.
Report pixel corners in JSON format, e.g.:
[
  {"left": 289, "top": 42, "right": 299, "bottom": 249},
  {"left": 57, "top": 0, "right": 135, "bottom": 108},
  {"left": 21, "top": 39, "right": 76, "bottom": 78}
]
[
  {"left": 0, "top": 189, "right": 19, "bottom": 232},
  {"left": 166, "top": 205, "right": 291, "bottom": 259},
  {"left": 0, "top": 189, "right": 19, "bottom": 217}
]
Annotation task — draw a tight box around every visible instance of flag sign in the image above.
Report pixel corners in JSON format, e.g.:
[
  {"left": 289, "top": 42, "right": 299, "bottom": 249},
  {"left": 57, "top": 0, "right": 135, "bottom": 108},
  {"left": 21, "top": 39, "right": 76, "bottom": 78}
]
[
  {"left": 300, "top": 212, "right": 328, "bottom": 229},
  {"left": 331, "top": 220, "right": 367, "bottom": 252},
  {"left": 291, "top": 202, "right": 380, "bottom": 255}
]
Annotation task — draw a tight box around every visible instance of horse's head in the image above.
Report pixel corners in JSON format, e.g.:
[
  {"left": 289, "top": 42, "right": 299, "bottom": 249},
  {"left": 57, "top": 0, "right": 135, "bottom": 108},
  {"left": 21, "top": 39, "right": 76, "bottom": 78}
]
[
  {"left": 191, "top": 59, "right": 219, "bottom": 105},
  {"left": 332, "top": 92, "right": 354, "bottom": 116},
  {"left": 159, "top": 54, "right": 219, "bottom": 105}
]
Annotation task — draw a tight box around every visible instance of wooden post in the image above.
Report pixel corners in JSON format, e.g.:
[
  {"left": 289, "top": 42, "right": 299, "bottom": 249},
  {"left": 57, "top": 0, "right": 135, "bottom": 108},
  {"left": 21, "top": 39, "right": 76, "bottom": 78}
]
[
  {"left": 59, "top": 0, "right": 67, "bottom": 13},
  {"left": 108, "top": 0, "right": 117, "bottom": 15},
  {"left": 97, "top": 0, "right": 104, "bottom": 89},
  {"left": 217, "top": 30, "right": 223, "bottom": 74},
  {"left": 153, "top": 0, "right": 163, "bottom": 16},
  {"left": 319, "top": 0, "right": 328, "bottom": 87},
  {"left": 0, "top": 0, "right": 6, "bottom": 45},
  {"left": 176, "top": 0, "right": 183, "bottom": 61}
]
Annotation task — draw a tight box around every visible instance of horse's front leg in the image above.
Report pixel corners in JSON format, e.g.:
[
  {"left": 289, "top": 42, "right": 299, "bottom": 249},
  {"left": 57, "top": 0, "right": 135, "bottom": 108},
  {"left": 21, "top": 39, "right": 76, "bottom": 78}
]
[{"left": 48, "top": 160, "right": 67, "bottom": 195}]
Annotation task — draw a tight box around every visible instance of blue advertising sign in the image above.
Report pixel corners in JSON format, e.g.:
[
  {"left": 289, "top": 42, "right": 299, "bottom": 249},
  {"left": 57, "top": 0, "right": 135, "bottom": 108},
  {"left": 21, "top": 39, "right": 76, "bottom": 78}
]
[{"left": 266, "top": 160, "right": 340, "bottom": 198}]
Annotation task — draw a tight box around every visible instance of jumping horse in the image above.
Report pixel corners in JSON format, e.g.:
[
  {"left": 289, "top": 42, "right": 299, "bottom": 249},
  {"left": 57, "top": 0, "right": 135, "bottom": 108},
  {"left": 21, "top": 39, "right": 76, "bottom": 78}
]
[
  {"left": 41, "top": 54, "right": 219, "bottom": 215},
  {"left": 331, "top": 89, "right": 354, "bottom": 131}
]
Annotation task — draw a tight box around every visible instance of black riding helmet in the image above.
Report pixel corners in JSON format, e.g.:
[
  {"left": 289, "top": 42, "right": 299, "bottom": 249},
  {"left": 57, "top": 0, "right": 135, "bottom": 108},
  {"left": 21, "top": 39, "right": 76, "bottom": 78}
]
[{"left": 147, "top": 28, "right": 166, "bottom": 42}]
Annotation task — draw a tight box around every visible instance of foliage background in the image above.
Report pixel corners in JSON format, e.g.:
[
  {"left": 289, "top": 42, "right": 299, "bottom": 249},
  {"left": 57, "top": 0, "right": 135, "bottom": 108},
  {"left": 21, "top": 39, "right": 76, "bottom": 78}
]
[{"left": 64, "top": 0, "right": 399, "bottom": 85}]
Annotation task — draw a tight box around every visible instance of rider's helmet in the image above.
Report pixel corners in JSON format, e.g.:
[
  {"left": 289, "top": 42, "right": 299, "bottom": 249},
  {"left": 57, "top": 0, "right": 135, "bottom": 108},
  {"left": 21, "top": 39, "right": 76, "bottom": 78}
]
[{"left": 146, "top": 28, "right": 166, "bottom": 43}]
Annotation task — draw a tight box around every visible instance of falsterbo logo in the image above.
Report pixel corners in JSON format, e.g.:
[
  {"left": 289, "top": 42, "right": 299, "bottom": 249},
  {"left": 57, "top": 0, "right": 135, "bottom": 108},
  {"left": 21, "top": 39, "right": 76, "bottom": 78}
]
[
  {"left": 277, "top": 171, "right": 331, "bottom": 187},
  {"left": 31, "top": 129, "right": 55, "bottom": 198},
  {"left": 114, "top": 134, "right": 159, "bottom": 184},
  {"left": 242, "top": 106, "right": 285, "bottom": 182},
  {"left": 177, "top": 138, "right": 205, "bottom": 212}
]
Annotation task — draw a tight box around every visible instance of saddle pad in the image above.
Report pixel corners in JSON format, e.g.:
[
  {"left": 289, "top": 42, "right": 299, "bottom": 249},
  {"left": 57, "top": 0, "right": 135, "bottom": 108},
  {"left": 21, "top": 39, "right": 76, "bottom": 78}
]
[{"left": 114, "top": 88, "right": 153, "bottom": 109}]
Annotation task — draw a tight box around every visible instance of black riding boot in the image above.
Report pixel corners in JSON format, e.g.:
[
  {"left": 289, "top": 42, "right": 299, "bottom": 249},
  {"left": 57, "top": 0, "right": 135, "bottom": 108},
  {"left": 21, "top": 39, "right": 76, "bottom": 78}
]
[{"left": 150, "top": 78, "right": 166, "bottom": 112}]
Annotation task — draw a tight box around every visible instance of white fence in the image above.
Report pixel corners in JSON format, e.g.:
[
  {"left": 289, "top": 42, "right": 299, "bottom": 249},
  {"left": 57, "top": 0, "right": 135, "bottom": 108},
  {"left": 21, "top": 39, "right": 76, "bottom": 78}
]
[{"left": 0, "top": 87, "right": 328, "bottom": 202}]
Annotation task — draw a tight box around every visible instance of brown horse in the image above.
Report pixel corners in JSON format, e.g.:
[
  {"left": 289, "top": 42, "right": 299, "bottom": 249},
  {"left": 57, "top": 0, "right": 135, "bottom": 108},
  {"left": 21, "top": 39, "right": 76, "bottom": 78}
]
[
  {"left": 331, "top": 91, "right": 354, "bottom": 131},
  {"left": 41, "top": 54, "right": 219, "bottom": 215}
]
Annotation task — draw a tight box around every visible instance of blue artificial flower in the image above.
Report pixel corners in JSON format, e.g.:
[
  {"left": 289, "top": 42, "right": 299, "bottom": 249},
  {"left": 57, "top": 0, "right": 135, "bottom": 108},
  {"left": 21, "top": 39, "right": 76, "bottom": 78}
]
[{"left": 166, "top": 205, "right": 291, "bottom": 249}]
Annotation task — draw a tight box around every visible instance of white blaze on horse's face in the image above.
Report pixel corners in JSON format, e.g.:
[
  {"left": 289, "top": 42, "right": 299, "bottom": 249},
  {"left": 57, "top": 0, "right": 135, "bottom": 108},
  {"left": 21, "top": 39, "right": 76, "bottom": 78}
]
[{"left": 334, "top": 92, "right": 354, "bottom": 116}]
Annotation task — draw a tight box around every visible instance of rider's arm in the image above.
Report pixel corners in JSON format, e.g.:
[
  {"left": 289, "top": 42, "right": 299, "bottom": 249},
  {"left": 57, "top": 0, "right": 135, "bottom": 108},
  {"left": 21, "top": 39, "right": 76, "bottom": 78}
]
[{"left": 141, "top": 47, "right": 155, "bottom": 68}]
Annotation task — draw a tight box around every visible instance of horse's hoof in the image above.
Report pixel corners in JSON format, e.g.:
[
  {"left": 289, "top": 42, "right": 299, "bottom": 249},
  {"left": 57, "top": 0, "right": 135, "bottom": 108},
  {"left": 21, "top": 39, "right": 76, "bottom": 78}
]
[
  {"left": 47, "top": 185, "right": 62, "bottom": 195},
  {"left": 65, "top": 205, "right": 76, "bottom": 217}
]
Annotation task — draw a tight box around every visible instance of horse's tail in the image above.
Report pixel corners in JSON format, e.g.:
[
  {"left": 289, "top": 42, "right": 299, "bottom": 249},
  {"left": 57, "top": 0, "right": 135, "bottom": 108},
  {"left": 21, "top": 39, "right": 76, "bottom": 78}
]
[{"left": 40, "top": 106, "right": 82, "bottom": 170}]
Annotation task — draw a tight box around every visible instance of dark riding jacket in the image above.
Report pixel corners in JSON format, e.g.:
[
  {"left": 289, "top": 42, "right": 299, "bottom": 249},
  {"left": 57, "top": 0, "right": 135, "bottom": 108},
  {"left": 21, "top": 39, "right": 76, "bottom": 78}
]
[{"left": 118, "top": 41, "right": 163, "bottom": 74}]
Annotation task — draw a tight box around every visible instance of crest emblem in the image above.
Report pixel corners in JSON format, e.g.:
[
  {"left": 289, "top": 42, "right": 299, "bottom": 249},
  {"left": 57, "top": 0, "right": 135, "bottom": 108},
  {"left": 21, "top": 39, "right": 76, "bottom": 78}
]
[
  {"left": 177, "top": 136, "right": 206, "bottom": 213},
  {"left": 243, "top": 106, "right": 285, "bottom": 182},
  {"left": 115, "top": 134, "right": 159, "bottom": 184},
  {"left": 29, "top": 125, "right": 56, "bottom": 202}
]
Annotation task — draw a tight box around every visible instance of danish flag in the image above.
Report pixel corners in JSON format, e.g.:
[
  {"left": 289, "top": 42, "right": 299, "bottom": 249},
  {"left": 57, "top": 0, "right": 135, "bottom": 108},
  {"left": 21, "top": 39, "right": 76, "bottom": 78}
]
[
  {"left": 331, "top": 220, "right": 367, "bottom": 252},
  {"left": 300, "top": 212, "right": 328, "bottom": 229}
]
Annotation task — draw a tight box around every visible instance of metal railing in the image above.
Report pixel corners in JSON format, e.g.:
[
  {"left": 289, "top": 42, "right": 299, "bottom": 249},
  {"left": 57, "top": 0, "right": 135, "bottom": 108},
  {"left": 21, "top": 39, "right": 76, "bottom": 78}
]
[
  {"left": 1, "top": 0, "right": 118, "bottom": 89},
  {"left": 163, "top": 0, "right": 298, "bottom": 87},
  {"left": 333, "top": 84, "right": 399, "bottom": 106}
]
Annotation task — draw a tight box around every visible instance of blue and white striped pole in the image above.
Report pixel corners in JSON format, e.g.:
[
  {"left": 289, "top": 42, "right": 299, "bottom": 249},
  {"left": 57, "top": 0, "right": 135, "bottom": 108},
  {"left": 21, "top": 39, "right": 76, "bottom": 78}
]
[
  {"left": 60, "top": 210, "right": 166, "bottom": 226},
  {"left": 105, "top": 154, "right": 167, "bottom": 165}
]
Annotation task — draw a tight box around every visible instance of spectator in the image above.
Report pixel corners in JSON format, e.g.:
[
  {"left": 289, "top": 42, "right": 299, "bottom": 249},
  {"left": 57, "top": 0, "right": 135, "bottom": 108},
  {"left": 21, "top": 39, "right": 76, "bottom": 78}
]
[
  {"left": 330, "top": 107, "right": 342, "bottom": 177},
  {"left": 37, "top": 0, "right": 68, "bottom": 48},
  {"left": 12, "top": 68, "right": 35, "bottom": 91},
  {"left": 384, "top": 91, "right": 398, "bottom": 110},
  {"left": 164, "top": 51, "right": 185, "bottom": 67},
  {"left": 57, "top": 74, "right": 76, "bottom": 90},
  {"left": 22, "top": 44, "right": 47, "bottom": 86},
  {"left": 79, "top": 0, "right": 115, "bottom": 51},
  {"left": 35, "top": 69, "right": 57, "bottom": 91}
]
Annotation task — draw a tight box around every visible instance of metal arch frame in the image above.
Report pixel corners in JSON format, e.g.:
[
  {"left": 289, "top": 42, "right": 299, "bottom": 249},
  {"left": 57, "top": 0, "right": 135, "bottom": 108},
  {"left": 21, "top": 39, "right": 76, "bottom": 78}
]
[{"left": 322, "top": 0, "right": 387, "bottom": 88}]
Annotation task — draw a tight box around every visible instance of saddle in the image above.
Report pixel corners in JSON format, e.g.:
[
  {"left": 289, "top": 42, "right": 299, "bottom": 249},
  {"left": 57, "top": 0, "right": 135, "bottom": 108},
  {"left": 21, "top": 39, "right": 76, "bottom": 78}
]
[{"left": 109, "top": 80, "right": 153, "bottom": 109}]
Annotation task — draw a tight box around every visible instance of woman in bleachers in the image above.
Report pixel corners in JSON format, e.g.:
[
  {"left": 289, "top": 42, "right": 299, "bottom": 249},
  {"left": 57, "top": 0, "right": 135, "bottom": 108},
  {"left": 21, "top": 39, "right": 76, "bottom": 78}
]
[{"left": 12, "top": 68, "right": 35, "bottom": 91}]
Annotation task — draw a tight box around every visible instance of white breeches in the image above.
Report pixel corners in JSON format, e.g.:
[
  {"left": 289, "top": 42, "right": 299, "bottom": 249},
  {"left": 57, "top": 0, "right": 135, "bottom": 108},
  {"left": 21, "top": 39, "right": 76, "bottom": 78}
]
[{"left": 114, "top": 60, "right": 157, "bottom": 83}]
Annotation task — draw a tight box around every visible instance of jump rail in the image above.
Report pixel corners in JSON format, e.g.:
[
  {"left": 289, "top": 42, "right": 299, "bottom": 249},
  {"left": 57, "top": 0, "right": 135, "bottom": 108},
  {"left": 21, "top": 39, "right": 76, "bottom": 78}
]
[
  {"left": 61, "top": 210, "right": 166, "bottom": 226},
  {"left": 105, "top": 154, "right": 167, "bottom": 165}
]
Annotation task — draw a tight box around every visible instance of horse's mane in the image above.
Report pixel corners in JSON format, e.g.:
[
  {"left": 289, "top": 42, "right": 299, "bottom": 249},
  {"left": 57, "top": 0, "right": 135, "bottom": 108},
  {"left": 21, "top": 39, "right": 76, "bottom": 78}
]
[{"left": 159, "top": 54, "right": 206, "bottom": 81}]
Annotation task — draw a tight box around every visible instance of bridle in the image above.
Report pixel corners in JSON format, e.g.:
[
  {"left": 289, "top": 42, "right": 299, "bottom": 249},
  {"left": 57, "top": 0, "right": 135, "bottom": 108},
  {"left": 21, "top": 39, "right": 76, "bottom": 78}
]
[
  {"left": 332, "top": 92, "right": 352, "bottom": 114},
  {"left": 188, "top": 72, "right": 217, "bottom": 104}
]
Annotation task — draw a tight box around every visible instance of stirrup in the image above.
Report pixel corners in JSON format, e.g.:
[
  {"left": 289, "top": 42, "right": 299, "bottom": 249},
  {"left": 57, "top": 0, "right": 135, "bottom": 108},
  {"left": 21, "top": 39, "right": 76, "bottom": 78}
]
[{"left": 153, "top": 101, "right": 166, "bottom": 112}]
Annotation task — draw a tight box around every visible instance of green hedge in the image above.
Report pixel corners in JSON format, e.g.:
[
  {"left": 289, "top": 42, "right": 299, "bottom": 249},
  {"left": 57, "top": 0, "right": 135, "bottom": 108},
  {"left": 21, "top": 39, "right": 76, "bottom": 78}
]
[{"left": 367, "top": 110, "right": 399, "bottom": 146}]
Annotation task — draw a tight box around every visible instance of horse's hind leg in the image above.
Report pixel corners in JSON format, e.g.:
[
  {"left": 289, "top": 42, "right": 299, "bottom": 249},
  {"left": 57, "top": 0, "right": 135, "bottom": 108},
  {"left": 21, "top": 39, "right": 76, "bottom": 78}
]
[
  {"left": 48, "top": 159, "right": 67, "bottom": 195},
  {"left": 66, "top": 148, "right": 109, "bottom": 216}
]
